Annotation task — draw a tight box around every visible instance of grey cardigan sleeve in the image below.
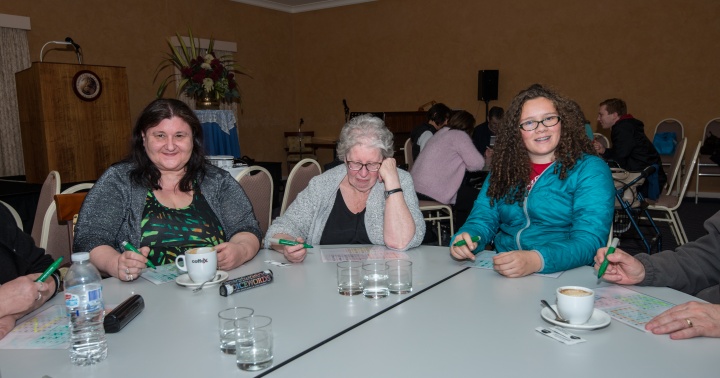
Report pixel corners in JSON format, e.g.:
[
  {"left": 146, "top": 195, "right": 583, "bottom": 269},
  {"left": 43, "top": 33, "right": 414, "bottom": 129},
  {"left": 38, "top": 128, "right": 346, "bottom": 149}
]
[
  {"left": 73, "top": 163, "right": 139, "bottom": 253},
  {"left": 637, "top": 211, "right": 720, "bottom": 299}
]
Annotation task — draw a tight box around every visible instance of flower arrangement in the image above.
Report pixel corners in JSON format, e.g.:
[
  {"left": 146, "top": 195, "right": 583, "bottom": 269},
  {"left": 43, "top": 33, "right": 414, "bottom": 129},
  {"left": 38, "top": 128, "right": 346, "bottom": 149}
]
[{"left": 155, "top": 30, "right": 249, "bottom": 105}]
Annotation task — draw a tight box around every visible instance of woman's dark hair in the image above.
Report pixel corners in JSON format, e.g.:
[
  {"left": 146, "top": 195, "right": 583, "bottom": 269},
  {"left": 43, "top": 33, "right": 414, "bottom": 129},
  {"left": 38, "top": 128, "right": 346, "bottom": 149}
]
[
  {"left": 128, "top": 99, "right": 206, "bottom": 192},
  {"left": 446, "top": 110, "right": 476, "bottom": 135},
  {"left": 427, "top": 103, "right": 451, "bottom": 125},
  {"left": 486, "top": 84, "right": 595, "bottom": 205}
]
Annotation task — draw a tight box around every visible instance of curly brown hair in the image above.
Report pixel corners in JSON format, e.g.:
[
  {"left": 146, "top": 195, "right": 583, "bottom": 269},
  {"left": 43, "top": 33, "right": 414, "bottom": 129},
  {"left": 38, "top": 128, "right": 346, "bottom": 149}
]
[{"left": 487, "top": 84, "right": 595, "bottom": 205}]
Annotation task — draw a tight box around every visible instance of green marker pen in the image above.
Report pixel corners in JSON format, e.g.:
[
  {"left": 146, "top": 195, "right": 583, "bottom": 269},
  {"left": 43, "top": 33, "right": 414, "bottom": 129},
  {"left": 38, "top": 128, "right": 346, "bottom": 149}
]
[
  {"left": 35, "top": 256, "right": 63, "bottom": 283},
  {"left": 267, "top": 237, "right": 313, "bottom": 249},
  {"left": 121, "top": 241, "right": 157, "bottom": 269},
  {"left": 597, "top": 237, "right": 620, "bottom": 279},
  {"left": 453, "top": 235, "right": 481, "bottom": 248}
]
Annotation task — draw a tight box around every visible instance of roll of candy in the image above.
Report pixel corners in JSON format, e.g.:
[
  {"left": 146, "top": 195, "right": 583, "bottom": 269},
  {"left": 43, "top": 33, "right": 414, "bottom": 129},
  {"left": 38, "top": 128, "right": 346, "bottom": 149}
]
[{"left": 219, "top": 270, "right": 274, "bottom": 297}]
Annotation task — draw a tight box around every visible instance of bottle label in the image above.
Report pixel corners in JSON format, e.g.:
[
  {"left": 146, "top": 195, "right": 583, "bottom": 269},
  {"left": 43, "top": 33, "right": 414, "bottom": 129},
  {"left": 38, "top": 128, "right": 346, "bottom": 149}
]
[{"left": 65, "top": 293, "right": 80, "bottom": 308}]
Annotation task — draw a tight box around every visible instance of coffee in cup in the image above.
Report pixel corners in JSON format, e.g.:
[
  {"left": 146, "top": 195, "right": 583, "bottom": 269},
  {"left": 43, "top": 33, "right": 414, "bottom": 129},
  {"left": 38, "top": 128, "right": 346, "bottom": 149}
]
[
  {"left": 176, "top": 247, "right": 217, "bottom": 283},
  {"left": 556, "top": 286, "right": 595, "bottom": 325}
]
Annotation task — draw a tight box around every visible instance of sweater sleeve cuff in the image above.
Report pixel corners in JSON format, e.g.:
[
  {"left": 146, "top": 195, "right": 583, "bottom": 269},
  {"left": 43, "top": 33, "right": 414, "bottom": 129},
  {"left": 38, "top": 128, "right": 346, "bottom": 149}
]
[
  {"left": 635, "top": 253, "right": 655, "bottom": 285},
  {"left": 532, "top": 250, "right": 545, "bottom": 272}
]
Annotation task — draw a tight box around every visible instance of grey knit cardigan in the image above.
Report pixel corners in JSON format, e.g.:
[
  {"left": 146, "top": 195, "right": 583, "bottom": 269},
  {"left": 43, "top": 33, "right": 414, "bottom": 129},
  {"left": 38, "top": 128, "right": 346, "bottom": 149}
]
[
  {"left": 73, "top": 162, "right": 261, "bottom": 254},
  {"left": 265, "top": 165, "right": 425, "bottom": 250}
]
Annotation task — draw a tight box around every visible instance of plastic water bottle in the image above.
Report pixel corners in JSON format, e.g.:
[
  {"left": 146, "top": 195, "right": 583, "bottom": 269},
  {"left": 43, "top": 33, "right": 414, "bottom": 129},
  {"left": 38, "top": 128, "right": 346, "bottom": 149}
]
[{"left": 64, "top": 252, "right": 107, "bottom": 366}]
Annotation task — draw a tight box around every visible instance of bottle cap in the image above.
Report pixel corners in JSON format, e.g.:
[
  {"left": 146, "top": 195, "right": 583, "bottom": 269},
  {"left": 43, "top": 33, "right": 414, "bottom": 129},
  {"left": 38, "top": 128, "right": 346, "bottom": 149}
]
[{"left": 71, "top": 252, "right": 90, "bottom": 262}]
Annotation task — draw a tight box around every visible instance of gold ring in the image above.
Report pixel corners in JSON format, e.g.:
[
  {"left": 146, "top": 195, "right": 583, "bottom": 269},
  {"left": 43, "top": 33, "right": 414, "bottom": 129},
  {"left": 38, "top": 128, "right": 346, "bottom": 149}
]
[{"left": 686, "top": 318, "right": 693, "bottom": 328}]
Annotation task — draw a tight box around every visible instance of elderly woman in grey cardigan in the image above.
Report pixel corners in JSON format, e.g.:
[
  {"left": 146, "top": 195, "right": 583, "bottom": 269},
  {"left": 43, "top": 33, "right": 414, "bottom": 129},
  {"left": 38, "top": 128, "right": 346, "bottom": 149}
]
[{"left": 266, "top": 114, "right": 425, "bottom": 262}]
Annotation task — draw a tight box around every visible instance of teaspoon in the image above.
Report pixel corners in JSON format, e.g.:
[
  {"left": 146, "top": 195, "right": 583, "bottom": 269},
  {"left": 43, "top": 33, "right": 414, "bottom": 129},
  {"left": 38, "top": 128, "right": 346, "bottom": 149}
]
[{"left": 540, "top": 299, "right": 569, "bottom": 323}]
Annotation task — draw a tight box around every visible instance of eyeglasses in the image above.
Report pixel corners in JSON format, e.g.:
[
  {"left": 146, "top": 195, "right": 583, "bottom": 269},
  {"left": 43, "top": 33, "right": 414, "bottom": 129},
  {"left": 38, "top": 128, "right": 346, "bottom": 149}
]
[
  {"left": 346, "top": 160, "right": 382, "bottom": 172},
  {"left": 518, "top": 115, "right": 561, "bottom": 131}
]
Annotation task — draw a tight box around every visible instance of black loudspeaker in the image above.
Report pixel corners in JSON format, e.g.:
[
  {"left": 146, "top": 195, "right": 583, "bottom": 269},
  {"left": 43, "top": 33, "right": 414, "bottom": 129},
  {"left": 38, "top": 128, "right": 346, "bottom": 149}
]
[{"left": 478, "top": 70, "right": 499, "bottom": 102}]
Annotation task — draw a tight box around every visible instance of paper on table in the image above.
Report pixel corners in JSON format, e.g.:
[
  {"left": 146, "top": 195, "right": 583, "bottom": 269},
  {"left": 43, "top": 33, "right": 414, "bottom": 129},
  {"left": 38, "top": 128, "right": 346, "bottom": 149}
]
[
  {"left": 0, "top": 305, "right": 69, "bottom": 349},
  {"left": 593, "top": 285, "right": 675, "bottom": 332},
  {"left": 463, "top": 251, "right": 563, "bottom": 278},
  {"left": 320, "top": 246, "right": 409, "bottom": 263},
  {"left": 141, "top": 263, "right": 181, "bottom": 284}
]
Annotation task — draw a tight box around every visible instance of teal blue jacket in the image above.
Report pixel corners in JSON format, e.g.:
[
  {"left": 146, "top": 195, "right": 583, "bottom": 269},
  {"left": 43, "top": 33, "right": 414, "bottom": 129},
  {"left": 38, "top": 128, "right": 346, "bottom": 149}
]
[{"left": 454, "top": 154, "right": 615, "bottom": 273}]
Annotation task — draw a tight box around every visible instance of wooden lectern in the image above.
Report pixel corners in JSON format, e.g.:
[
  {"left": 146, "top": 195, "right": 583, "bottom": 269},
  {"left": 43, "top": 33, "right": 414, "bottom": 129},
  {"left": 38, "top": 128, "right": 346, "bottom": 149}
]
[{"left": 15, "top": 63, "right": 131, "bottom": 183}]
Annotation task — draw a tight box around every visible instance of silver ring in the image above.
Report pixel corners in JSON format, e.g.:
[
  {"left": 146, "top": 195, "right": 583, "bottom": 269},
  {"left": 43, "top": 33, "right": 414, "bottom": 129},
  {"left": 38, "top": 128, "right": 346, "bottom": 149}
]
[
  {"left": 125, "top": 268, "right": 130, "bottom": 274},
  {"left": 686, "top": 318, "right": 693, "bottom": 328},
  {"left": 125, "top": 273, "right": 130, "bottom": 281},
  {"left": 129, "top": 274, "right": 133, "bottom": 281},
  {"left": 36, "top": 292, "right": 42, "bottom": 301}
]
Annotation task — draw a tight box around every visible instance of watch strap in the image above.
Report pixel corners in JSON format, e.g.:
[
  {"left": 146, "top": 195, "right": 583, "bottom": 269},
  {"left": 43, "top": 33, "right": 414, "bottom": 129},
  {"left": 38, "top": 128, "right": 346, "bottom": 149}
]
[{"left": 384, "top": 188, "right": 403, "bottom": 199}]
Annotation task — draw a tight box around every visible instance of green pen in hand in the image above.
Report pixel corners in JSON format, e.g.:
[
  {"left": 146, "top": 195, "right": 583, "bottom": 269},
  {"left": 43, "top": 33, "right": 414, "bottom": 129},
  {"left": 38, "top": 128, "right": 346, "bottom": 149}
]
[
  {"left": 597, "top": 237, "right": 620, "bottom": 279},
  {"left": 121, "top": 241, "right": 157, "bottom": 270},
  {"left": 267, "top": 237, "right": 313, "bottom": 249},
  {"left": 35, "top": 256, "right": 63, "bottom": 283},
  {"left": 453, "top": 235, "right": 481, "bottom": 247}
]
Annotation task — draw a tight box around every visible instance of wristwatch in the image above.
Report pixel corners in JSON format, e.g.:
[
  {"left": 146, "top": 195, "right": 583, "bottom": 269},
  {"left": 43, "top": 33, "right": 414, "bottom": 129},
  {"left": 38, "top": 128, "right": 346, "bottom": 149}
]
[{"left": 384, "top": 188, "right": 403, "bottom": 199}]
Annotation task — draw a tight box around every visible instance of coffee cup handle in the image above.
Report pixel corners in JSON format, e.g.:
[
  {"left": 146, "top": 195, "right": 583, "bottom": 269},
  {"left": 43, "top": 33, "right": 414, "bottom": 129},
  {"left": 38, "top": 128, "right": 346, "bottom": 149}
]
[{"left": 176, "top": 255, "right": 188, "bottom": 272}]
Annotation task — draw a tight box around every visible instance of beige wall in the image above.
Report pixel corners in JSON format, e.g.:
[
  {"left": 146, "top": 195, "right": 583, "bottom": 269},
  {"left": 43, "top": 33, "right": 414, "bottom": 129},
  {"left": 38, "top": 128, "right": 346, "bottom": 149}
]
[{"left": 2, "top": 0, "right": 720, "bottom": 187}]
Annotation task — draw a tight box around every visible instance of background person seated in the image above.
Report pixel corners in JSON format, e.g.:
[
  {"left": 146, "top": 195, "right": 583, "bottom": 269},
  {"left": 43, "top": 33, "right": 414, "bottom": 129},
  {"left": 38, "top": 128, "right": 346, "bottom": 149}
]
[
  {"left": 472, "top": 106, "right": 504, "bottom": 159},
  {"left": 266, "top": 114, "right": 425, "bottom": 263},
  {"left": 74, "top": 99, "right": 261, "bottom": 281},
  {"left": 451, "top": 84, "right": 615, "bottom": 277},
  {"left": 594, "top": 98, "right": 666, "bottom": 199},
  {"left": 410, "top": 103, "right": 451, "bottom": 160},
  {"left": 412, "top": 110, "right": 485, "bottom": 229},
  {"left": 0, "top": 205, "right": 60, "bottom": 340},
  {"left": 594, "top": 210, "right": 720, "bottom": 339}
]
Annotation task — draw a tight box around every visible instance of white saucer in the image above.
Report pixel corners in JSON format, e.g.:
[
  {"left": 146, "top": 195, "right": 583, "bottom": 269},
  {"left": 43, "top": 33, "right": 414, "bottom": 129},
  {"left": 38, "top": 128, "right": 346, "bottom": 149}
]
[
  {"left": 541, "top": 305, "right": 611, "bottom": 330},
  {"left": 175, "top": 271, "right": 229, "bottom": 288}
]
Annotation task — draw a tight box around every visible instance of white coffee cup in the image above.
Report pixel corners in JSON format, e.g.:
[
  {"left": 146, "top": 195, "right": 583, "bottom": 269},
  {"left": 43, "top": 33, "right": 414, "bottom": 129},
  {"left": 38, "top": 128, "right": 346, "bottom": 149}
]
[
  {"left": 556, "top": 286, "right": 595, "bottom": 325},
  {"left": 176, "top": 247, "right": 217, "bottom": 283}
]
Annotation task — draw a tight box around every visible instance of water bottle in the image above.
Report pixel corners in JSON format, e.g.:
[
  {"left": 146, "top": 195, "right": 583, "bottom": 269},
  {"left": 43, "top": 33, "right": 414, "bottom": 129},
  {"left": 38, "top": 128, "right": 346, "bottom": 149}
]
[{"left": 64, "top": 252, "right": 107, "bottom": 366}]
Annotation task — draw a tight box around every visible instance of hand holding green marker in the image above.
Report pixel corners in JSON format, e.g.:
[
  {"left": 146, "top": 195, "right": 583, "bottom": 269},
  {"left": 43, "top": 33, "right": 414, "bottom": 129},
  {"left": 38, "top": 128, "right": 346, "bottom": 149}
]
[
  {"left": 453, "top": 235, "right": 481, "bottom": 247},
  {"left": 121, "top": 241, "right": 157, "bottom": 269},
  {"left": 35, "top": 256, "right": 63, "bottom": 283},
  {"left": 268, "top": 237, "right": 313, "bottom": 249},
  {"left": 597, "top": 237, "right": 620, "bottom": 278}
]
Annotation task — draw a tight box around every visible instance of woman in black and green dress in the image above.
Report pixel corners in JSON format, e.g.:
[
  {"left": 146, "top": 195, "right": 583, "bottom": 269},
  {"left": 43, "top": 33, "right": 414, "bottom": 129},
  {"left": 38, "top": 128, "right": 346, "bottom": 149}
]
[{"left": 74, "top": 99, "right": 261, "bottom": 282}]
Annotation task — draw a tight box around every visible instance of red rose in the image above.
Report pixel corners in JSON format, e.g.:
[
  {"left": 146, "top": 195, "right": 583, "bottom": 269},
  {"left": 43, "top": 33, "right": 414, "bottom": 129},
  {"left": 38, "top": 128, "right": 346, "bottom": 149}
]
[{"left": 192, "top": 72, "right": 205, "bottom": 83}]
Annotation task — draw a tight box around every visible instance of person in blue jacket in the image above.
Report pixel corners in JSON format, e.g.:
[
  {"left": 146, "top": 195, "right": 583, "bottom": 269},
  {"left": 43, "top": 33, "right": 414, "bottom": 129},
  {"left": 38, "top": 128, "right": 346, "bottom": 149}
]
[{"left": 450, "top": 84, "right": 615, "bottom": 277}]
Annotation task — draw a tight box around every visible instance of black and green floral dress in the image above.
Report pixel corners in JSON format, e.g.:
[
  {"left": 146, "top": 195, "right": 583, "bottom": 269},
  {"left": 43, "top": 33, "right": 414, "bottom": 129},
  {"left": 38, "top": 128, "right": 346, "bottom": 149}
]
[{"left": 140, "top": 189, "right": 225, "bottom": 266}]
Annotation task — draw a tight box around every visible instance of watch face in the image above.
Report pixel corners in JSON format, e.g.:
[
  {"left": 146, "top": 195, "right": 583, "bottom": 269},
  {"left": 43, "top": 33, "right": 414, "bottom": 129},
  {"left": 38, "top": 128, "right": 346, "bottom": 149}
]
[{"left": 72, "top": 70, "right": 102, "bottom": 101}]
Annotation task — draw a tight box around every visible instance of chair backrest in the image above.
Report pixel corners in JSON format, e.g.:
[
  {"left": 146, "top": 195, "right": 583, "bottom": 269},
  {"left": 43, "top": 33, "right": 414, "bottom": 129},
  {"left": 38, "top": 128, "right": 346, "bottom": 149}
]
[
  {"left": 702, "top": 118, "right": 720, "bottom": 148},
  {"left": 593, "top": 133, "right": 610, "bottom": 149},
  {"left": 404, "top": 138, "right": 414, "bottom": 172},
  {"left": 1, "top": 200, "right": 23, "bottom": 231},
  {"left": 40, "top": 183, "right": 93, "bottom": 262},
  {"left": 673, "top": 142, "right": 701, "bottom": 207},
  {"left": 654, "top": 118, "right": 684, "bottom": 140},
  {"left": 285, "top": 131, "right": 315, "bottom": 153},
  {"left": 665, "top": 137, "right": 687, "bottom": 195},
  {"left": 31, "top": 171, "right": 61, "bottom": 243},
  {"left": 235, "top": 166, "right": 273, "bottom": 237},
  {"left": 280, "top": 158, "right": 322, "bottom": 216}
]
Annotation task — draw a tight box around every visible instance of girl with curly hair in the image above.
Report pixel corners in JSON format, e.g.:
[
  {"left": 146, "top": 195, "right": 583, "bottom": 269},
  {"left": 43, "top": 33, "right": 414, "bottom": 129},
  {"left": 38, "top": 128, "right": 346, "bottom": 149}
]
[{"left": 450, "top": 84, "right": 615, "bottom": 277}]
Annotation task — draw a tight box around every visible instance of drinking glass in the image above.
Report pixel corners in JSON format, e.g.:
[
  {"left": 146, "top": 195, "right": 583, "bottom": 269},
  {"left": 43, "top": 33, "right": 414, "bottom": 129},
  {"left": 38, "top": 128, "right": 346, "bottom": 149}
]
[
  {"left": 387, "top": 259, "right": 412, "bottom": 294},
  {"left": 337, "top": 261, "right": 363, "bottom": 296},
  {"left": 236, "top": 315, "right": 274, "bottom": 371},
  {"left": 218, "top": 307, "right": 254, "bottom": 354},
  {"left": 362, "top": 262, "right": 389, "bottom": 298}
]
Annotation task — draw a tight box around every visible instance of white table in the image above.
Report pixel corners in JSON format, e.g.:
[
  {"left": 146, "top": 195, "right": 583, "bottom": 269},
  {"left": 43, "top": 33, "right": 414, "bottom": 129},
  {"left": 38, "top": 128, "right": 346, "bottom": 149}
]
[
  {"left": 0, "top": 246, "right": 466, "bottom": 377},
  {"left": 261, "top": 266, "right": 719, "bottom": 378}
]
